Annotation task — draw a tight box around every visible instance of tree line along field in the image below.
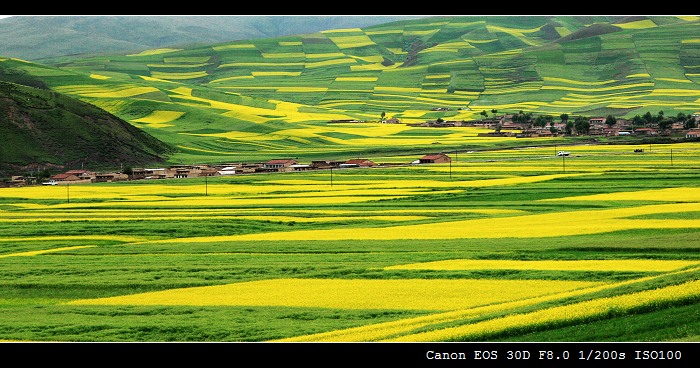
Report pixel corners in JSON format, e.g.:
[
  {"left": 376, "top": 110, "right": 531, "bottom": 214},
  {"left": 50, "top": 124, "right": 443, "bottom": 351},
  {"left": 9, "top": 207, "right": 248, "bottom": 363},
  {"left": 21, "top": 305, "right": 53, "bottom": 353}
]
[{"left": 0, "top": 143, "right": 699, "bottom": 342}]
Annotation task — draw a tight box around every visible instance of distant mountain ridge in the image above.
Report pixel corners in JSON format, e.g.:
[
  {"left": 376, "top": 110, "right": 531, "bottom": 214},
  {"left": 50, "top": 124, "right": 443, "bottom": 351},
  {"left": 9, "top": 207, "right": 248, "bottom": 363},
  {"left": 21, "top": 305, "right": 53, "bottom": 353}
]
[{"left": 0, "top": 16, "right": 425, "bottom": 61}]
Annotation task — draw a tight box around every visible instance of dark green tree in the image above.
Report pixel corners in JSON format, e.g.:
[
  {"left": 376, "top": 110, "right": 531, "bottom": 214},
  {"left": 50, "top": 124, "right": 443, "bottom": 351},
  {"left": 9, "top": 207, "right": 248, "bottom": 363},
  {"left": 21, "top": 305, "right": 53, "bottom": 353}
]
[
  {"left": 560, "top": 113, "right": 569, "bottom": 124},
  {"left": 605, "top": 115, "right": 617, "bottom": 128},
  {"left": 565, "top": 121, "right": 574, "bottom": 135},
  {"left": 684, "top": 117, "right": 697, "bottom": 130},
  {"left": 658, "top": 119, "right": 673, "bottom": 132},
  {"left": 632, "top": 115, "right": 644, "bottom": 127},
  {"left": 574, "top": 116, "right": 590, "bottom": 135},
  {"left": 534, "top": 115, "right": 549, "bottom": 128}
]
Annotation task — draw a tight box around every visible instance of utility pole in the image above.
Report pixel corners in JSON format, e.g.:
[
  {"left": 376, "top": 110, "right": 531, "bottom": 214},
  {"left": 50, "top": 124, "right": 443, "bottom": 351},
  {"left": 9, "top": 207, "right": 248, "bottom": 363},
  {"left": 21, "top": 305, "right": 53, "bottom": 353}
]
[
  {"left": 330, "top": 166, "right": 333, "bottom": 187},
  {"left": 67, "top": 183, "right": 70, "bottom": 203},
  {"left": 670, "top": 149, "right": 673, "bottom": 167},
  {"left": 562, "top": 154, "right": 566, "bottom": 172},
  {"left": 205, "top": 175, "right": 208, "bottom": 196}
]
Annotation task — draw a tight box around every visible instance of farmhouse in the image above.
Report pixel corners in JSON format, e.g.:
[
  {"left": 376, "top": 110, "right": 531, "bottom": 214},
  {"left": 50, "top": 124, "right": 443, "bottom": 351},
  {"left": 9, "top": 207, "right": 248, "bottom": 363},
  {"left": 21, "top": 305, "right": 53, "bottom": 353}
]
[
  {"left": 65, "top": 170, "right": 96, "bottom": 181},
  {"left": 382, "top": 117, "right": 401, "bottom": 124},
  {"left": 163, "top": 165, "right": 215, "bottom": 178},
  {"left": 419, "top": 153, "right": 452, "bottom": 164},
  {"left": 261, "top": 159, "right": 298, "bottom": 172},
  {"left": 588, "top": 117, "right": 606, "bottom": 127},
  {"left": 635, "top": 128, "right": 658, "bottom": 136},
  {"left": 291, "top": 164, "right": 313, "bottom": 171},
  {"left": 50, "top": 173, "right": 80, "bottom": 182},
  {"left": 4, "top": 176, "right": 28, "bottom": 187},
  {"left": 311, "top": 160, "right": 342, "bottom": 169},
  {"left": 129, "top": 168, "right": 147, "bottom": 180},
  {"left": 687, "top": 129, "right": 700, "bottom": 138},
  {"left": 94, "top": 173, "right": 128, "bottom": 183},
  {"left": 216, "top": 166, "right": 237, "bottom": 175},
  {"left": 344, "top": 159, "right": 377, "bottom": 167}
]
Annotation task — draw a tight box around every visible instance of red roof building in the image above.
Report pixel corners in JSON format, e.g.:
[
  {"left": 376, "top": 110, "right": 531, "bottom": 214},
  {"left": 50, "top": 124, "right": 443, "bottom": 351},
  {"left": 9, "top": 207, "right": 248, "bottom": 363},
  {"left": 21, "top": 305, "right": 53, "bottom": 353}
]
[
  {"left": 50, "top": 173, "right": 80, "bottom": 181},
  {"left": 344, "top": 159, "right": 377, "bottom": 167},
  {"left": 419, "top": 153, "right": 452, "bottom": 164}
]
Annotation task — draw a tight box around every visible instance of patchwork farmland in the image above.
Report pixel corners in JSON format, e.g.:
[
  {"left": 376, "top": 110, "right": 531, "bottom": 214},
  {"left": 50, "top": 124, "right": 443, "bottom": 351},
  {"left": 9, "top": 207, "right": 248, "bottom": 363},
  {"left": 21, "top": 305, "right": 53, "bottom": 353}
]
[
  {"left": 1, "top": 16, "right": 700, "bottom": 344},
  {"left": 1, "top": 144, "right": 699, "bottom": 341},
  {"left": 3, "top": 16, "right": 700, "bottom": 166}
]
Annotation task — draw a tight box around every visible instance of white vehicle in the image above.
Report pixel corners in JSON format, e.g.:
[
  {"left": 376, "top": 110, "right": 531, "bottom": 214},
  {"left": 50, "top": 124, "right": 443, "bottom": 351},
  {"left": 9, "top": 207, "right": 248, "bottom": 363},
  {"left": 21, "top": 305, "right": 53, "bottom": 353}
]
[
  {"left": 42, "top": 180, "right": 58, "bottom": 186},
  {"left": 557, "top": 151, "right": 570, "bottom": 156}
]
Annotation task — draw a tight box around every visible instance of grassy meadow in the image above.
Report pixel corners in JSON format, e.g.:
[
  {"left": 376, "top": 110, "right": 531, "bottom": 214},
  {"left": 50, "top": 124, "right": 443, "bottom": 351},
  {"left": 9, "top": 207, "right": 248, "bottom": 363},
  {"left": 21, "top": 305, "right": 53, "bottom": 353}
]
[{"left": 1, "top": 142, "right": 699, "bottom": 342}]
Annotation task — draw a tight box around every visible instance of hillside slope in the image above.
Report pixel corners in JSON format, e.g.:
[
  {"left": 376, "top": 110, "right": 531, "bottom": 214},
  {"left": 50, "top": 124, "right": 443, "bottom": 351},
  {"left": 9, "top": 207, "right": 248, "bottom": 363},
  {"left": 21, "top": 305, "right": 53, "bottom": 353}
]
[
  {"left": 0, "top": 81, "right": 174, "bottom": 176},
  {"left": 0, "top": 16, "right": 424, "bottom": 61},
  {"left": 2, "top": 15, "right": 700, "bottom": 165}
]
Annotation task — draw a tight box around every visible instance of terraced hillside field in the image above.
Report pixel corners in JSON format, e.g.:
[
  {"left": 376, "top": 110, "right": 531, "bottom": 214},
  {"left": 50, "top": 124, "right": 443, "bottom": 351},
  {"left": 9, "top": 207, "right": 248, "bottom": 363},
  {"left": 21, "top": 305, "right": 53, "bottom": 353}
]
[
  {"left": 0, "top": 143, "right": 698, "bottom": 342},
  {"left": 2, "top": 16, "right": 700, "bottom": 165}
]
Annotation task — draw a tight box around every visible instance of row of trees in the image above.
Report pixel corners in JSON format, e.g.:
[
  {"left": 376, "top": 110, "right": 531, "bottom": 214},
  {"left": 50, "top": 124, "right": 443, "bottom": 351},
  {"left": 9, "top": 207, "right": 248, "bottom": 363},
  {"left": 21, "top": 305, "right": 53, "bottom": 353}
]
[{"left": 494, "top": 110, "right": 698, "bottom": 135}]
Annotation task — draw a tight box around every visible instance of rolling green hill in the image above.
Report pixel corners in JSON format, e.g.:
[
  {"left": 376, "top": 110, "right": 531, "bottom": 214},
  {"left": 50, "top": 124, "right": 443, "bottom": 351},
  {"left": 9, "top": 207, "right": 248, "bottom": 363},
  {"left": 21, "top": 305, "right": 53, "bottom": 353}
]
[
  {"left": 0, "top": 81, "right": 174, "bottom": 176},
  {"left": 0, "top": 16, "right": 424, "bottom": 62},
  {"left": 1, "top": 15, "right": 699, "bottom": 166}
]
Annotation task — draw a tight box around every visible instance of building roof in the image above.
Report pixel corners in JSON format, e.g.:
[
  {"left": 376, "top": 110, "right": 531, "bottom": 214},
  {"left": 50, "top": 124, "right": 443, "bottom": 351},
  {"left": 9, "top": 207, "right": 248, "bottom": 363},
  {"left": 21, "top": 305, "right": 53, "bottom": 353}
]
[
  {"left": 421, "top": 153, "right": 450, "bottom": 160},
  {"left": 345, "top": 159, "right": 376, "bottom": 165},
  {"left": 65, "top": 170, "right": 94, "bottom": 175},
  {"left": 266, "top": 159, "right": 297, "bottom": 165},
  {"left": 51, "top": 173, "right": 77, "bottom": 180}
]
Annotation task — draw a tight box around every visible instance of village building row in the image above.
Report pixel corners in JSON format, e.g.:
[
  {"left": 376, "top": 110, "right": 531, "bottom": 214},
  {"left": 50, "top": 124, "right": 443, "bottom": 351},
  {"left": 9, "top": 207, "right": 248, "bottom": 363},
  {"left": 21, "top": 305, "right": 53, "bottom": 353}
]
[{"left": 4, "top": 153, "right": 456, "bottom": 187}]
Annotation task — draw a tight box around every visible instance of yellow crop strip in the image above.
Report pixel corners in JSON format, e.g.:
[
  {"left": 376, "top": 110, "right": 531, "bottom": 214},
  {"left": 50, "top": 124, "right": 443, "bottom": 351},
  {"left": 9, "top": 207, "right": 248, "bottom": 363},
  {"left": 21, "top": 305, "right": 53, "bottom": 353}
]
[
  {"left": 278, "top": 269, "right": 700, "bottom": 342},
  {"left": 305, "top": 52, "right": 346, "bottom": 59},
  {"left": 0, "top": 235, "right": 147, "bottom": 243},
  {"left": 275, "top": 275, "right": 660, "bottom": 342},
  {"left": 147, "top": 62, "right": 210, "bottom": 68},
  {"left": 335, "top": 76, "right": 378, "bottom": 82},
  {"left": 386, "top": 259, "right": 699, "bottom": 272},
  {"left": 542, "top": 187, "right": 700, "bottom": 202},
  {"left": 127, "top": 48, "right": 181, "bottom": 56},
  {"left": 132, "top": 110, "right": 185, "bottom": 124},
  {"left": 328, "top": 35, "right": 376, "bottom": 49},
  {"left": 89, "top": 74, "right": 110, "bottom": 80},
  {"left": 0, "top": 246, "right": 95, "bottom": 258},
  {"left": 199, "top": 201, "right": 700, "bottom": 242},
  {"left": 251, "top": 71, "right": 302, "bottom": 76},
  {"left": 616, "top": 19, "right": 657, "bottom": 29},
  {"left": 391, "top": 279, "right": 700, "bottom": 341},
  {"left": 304, "top": 59, "right": 356, "bottom": 68},
  {"left": 261, "top": 52, "right": 305, "bottom": 58},
  {"left": 54, "top": 85, "right": 159, "bottom": 98},
  {"left": 68, "top": 278, "right": 601, "bottom": 310},
  {"left": 150, "top": 71, "right": 208, "bottom": 80},
  {"left": 213, "top": 43, "right": 256, "bottom": 51}
]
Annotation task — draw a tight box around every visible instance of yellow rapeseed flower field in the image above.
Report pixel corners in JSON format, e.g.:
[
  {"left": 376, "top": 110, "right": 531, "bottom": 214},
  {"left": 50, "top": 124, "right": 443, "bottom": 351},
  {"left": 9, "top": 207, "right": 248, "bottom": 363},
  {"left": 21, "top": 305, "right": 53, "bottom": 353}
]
[
  {"left": 391, "top": 279, "right": 700, "bottom": 341},
  {"left": 386, "top": 259, "right": 700, "bottom": 272},
  {"left": 68, "top": 278, "right": 602, "bottom": 310},
  {"left": 212, "top": 202, "right": 700, "bottom": 241}
]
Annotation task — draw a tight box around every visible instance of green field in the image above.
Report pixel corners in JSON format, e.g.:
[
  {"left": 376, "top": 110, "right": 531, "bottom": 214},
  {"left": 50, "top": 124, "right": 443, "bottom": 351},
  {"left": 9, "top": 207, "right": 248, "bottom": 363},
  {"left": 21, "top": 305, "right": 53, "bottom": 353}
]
[
  {"left": 3, "top": 16, "right": 700, "bottom": 167},
  {"left": 1, "top": 143, "right": 698, "bottom": 342}
]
